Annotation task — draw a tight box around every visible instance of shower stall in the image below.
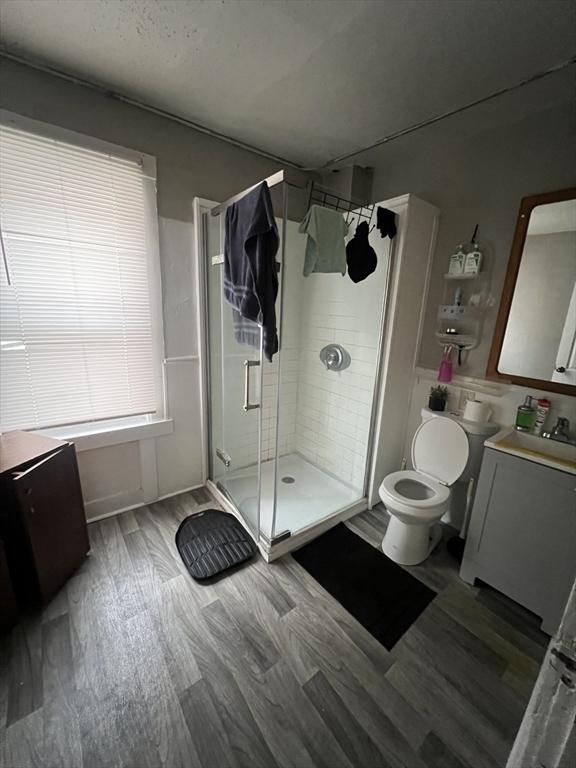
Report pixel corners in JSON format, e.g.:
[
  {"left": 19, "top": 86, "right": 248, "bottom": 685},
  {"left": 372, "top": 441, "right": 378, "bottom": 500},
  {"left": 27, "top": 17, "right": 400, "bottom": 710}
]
[{"left": 196, "top": 171, "right": 438, "bottom": 560}]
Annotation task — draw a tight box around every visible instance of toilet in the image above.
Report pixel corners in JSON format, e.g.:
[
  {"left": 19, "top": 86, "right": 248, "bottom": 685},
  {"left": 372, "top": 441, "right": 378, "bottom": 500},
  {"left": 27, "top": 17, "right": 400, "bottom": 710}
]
[{"left": 379, "top": 416, "right": 469, "bottom": 565}]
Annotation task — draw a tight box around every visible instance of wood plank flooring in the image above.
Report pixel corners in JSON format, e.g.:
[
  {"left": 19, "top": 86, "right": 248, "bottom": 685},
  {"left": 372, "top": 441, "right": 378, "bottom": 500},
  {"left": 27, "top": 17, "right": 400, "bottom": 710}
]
[{"left": 0, "top": 492, "right": 549, "bottom": 768}]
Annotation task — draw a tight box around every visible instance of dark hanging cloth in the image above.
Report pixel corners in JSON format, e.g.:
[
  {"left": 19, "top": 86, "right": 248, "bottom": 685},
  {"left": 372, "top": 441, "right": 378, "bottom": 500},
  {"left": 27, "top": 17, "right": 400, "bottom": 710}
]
[
  {"left": 223, "top": 182, "right": 279, "bottom": 361},
  {"left": 346, "top": 221, "right": 377, "bottom": 283},
  {"left": 376, "top": 207, "right": 397, "bottom": 239}
]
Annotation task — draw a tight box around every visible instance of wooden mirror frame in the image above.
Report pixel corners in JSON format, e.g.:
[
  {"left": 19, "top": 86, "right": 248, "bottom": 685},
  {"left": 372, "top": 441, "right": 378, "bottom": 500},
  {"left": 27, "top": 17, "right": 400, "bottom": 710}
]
[{"left": 486, "top": 187, "right": 576, "bottom": 396}]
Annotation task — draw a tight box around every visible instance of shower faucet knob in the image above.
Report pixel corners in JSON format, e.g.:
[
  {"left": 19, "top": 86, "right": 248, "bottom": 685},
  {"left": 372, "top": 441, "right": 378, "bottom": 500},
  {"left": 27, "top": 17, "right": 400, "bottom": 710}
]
[
  {"left": 326, "top": 349, "right": 339, "bottom": 367},
  {"left": 319, "top": 344, "right": 351, "bottom": 372}
]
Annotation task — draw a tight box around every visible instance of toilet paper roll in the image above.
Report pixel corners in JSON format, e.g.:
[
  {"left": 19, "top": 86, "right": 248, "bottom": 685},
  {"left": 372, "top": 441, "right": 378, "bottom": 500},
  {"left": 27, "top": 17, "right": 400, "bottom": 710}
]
[{"left": 463, "top": 399, "right": 491, "bottom": 423}]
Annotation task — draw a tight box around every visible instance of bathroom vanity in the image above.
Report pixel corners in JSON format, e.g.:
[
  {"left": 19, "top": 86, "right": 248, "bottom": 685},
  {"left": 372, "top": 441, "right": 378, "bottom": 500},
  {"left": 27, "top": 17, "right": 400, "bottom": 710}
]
[{"left": 460, "top": 427, "right": 576, "bottom": 634}]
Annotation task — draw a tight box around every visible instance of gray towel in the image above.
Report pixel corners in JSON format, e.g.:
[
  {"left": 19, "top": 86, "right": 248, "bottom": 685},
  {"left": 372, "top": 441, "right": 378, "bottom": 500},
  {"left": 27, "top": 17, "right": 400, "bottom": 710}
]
[
  {"left": 223, "top": 182, "right": 279, "bottom": 361},
  {"left": 299, "top": 205, "right": 349, "bottom": 276}
]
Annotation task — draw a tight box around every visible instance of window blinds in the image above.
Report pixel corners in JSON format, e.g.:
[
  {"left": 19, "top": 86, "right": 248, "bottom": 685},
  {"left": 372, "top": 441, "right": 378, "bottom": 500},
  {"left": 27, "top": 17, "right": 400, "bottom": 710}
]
[{"left": 0, "top": 123, "right": 159, "bottom": 431}]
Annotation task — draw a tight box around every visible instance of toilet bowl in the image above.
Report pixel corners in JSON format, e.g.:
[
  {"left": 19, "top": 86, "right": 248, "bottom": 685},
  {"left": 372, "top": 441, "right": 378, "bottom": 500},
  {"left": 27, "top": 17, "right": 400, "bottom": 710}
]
[{"left": 379, "top": 417, "right": 469, "bottom": 565}]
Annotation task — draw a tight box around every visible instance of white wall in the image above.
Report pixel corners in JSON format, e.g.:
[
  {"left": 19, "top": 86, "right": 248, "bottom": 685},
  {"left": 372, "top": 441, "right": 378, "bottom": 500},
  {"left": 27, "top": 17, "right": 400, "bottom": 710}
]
[{"left": 155, "top": 216, "right": 205, "bottom": 496}]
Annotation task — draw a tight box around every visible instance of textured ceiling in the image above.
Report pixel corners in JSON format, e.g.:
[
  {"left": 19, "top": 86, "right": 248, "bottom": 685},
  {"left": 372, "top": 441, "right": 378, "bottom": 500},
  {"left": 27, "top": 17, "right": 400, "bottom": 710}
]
[{"left": 0, "top": 0, "right": 574, "bottom": 166}]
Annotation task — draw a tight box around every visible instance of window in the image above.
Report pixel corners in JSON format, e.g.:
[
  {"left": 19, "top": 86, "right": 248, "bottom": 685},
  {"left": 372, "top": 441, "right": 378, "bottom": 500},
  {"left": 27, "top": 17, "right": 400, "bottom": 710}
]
[{"left": 0, "top": 115, "right": 163, "bottom": 432}]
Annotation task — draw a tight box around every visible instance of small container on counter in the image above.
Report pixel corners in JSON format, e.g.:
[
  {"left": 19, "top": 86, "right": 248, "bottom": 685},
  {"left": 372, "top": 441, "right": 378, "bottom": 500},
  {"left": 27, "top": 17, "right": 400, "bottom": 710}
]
[
  {"left": 532, "top": 398, "right": 551, "bottom": 436},
  {"left": 515, "top": 396, "right": 537, "bottom": 432}
]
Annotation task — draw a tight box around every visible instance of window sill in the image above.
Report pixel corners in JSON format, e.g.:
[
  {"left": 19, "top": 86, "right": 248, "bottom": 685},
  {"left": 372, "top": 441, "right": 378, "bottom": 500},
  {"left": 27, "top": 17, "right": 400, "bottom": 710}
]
[{"left": 35, "top": 415, "right": 174, "bottom": 453}]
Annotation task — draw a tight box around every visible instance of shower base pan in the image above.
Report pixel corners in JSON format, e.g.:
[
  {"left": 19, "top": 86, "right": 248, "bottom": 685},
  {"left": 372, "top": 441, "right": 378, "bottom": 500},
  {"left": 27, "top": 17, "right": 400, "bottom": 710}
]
[{"left": 208, "top": 453, "right": 368, "bottom": 561}]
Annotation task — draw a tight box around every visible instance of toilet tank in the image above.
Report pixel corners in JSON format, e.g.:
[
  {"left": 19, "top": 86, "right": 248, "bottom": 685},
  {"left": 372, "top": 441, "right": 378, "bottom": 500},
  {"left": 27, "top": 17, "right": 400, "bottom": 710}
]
[{"left": 420, "top": 407, "right": 500, "bottom": 534}]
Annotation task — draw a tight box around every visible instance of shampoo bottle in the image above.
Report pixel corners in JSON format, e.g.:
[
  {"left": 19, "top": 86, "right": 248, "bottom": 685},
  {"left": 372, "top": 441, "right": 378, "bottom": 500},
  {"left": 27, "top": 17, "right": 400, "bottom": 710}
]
[
  {"left": 449, "top": 245, "right": 466, "bottom": 275},
  {"left": 532, "top": 398, "right": 551, "bottom": 436},
  {"left": 464, "top": 243, "right": 483, "bottom": 274}
]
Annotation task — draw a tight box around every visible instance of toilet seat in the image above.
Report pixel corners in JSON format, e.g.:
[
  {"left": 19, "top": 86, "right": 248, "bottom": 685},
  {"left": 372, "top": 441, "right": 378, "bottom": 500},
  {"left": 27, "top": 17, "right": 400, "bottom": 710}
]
[
  {"left": 380, "top": 470, "right": 449, "bottom": 518},
  {"left": 411, "top": 417, "right": 469, "bottom": 486}
]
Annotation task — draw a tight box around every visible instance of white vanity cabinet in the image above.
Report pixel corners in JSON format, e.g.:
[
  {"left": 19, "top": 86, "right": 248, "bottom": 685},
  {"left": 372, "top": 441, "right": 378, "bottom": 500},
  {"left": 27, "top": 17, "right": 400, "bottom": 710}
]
[{"left": 460, "top": 447, "right": 576, "bottom": 634}]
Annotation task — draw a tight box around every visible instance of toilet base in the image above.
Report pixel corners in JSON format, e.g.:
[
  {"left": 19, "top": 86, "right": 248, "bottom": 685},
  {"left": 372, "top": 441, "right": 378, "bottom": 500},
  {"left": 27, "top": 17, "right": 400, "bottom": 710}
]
[{"left": 382, "top": 516, "right": 442, "bottom": 566}]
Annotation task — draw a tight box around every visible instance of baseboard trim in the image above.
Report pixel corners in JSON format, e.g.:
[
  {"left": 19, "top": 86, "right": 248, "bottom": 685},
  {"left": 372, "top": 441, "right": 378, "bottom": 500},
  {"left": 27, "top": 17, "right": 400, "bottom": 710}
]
[
  {"left": 87, "top": 502, "right": 146, "bottom": 524},
  {"left": 86, "top": 482, "right": 205, "bottom": 524},
  {"left": 157, "top": 483, "right": 204, "bottom": 501}
]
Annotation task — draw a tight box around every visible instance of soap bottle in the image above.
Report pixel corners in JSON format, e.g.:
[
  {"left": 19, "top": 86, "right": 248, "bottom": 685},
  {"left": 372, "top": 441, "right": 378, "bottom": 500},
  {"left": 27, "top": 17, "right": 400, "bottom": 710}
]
[{"left": 515, "top": 396, "right": 536, "bottom": 432}]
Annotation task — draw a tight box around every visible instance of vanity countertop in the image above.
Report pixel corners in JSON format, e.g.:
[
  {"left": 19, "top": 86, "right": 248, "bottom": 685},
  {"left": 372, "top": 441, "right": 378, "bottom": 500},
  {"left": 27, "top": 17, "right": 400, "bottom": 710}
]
[{"left": 485, "top": 426, "right": 576, "bottom": 475}]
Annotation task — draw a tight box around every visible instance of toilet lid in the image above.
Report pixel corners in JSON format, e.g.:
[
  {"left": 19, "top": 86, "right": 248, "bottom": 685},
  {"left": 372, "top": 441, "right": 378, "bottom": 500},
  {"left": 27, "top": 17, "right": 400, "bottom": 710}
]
[{"left": 412, "top": 417, "right": 469, "bottom": 486}]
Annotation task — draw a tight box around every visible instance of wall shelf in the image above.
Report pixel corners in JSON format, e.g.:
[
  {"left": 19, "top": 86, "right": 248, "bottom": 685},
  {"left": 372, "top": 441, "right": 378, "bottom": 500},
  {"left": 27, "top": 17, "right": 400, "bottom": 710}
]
[
  {"left": 435, "top": 331, "right": 477, "bottom": 349},
  {"left": 439, "top": 242, "right": 490, "bottom": 361}
]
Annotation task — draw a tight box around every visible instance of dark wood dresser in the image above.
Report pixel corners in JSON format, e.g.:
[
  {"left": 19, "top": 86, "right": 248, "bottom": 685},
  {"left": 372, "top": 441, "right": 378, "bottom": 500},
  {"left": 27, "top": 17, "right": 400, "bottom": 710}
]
[
  {"left": 0, "top": 538, "right": 18, "bottom": 632},
  {"left": 0, "top": 431, "right": 90, "bottom": 627}
]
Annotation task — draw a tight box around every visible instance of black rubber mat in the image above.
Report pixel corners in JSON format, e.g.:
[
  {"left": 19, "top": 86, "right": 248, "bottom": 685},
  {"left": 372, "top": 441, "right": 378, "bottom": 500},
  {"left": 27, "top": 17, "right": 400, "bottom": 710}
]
[
  {"left": 176, "top": 509, "right": 257, "bottom": 580},
  {"left": 292, "top": 524, "right": 436, "bottom": 649}
]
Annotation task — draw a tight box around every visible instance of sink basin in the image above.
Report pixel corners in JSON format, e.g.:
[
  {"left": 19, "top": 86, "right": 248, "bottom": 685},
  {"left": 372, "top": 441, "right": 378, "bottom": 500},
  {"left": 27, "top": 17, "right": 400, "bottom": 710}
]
[{"left": 486, "top": 428, "right": 576, "bottom": 474}]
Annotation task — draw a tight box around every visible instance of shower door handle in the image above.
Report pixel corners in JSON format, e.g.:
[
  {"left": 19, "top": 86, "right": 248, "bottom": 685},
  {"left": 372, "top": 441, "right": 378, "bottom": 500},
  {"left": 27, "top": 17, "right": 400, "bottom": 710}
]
[
  {"left": 243, "top": 359, "right": 260, "bottom": 411},
  {"left": 216, "top": 448, "right": 232, "bottom": 468}
]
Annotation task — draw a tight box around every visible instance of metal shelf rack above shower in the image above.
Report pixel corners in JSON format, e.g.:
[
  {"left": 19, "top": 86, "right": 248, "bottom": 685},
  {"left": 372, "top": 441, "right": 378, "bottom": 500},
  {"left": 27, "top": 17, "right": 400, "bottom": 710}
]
[{"left": 307, "top": 181, "right": 376, "bottom": 228}]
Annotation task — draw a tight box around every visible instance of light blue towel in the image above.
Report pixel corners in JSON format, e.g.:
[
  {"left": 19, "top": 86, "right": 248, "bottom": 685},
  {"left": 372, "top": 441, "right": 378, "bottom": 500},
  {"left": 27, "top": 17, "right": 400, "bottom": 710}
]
[{"left": 299, "top": 205, "right": 349, "bottom": 276}]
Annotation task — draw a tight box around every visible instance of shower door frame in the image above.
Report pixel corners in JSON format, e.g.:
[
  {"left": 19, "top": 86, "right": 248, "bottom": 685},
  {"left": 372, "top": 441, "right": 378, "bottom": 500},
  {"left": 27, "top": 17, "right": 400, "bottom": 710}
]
[{"left": 194, "top": 180, "right": 400, "bottom": 561}]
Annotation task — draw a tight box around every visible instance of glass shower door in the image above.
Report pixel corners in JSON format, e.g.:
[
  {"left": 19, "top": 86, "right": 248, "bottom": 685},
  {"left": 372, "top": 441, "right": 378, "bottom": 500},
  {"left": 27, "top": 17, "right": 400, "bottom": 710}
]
[{"left": 204, "top": 210, "right": 263, "bottom": 538}]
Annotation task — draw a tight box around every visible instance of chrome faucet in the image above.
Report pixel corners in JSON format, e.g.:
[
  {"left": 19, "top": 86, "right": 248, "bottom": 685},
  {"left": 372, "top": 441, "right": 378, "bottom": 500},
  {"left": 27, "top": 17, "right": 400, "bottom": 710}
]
[{"left": 542, "top": 417, "right": 575, "bottom": 445}]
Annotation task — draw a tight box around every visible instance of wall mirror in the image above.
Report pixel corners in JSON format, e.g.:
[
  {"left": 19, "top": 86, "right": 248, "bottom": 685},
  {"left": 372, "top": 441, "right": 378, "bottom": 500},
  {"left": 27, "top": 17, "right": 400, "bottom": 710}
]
[{"left": 487, "top": 188, "right": 576, "bottom": 395}]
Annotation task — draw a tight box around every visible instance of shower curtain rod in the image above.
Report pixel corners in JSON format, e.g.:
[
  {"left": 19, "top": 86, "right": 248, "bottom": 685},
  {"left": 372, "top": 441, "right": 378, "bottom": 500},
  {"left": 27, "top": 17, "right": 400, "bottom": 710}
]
[{"left": 210, "top": 168, "right": 309, "bottom": 217}]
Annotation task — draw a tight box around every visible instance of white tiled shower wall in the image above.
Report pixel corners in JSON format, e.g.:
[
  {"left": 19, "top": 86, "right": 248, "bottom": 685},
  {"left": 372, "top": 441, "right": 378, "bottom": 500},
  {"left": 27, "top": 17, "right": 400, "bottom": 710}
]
[
  {"left": 293, "top": 232, "right": 390, "bottom": 490},
  {"left": 259, "top": 220, "right": 304, "bottom": 461},
  {"left": 218, "top": 217, "right": 390, "bottom": 490}
]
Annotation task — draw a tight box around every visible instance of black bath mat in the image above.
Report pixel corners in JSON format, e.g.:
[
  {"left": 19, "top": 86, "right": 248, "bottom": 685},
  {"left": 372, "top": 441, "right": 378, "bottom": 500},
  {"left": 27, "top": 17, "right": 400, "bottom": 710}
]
[
  {"left": 292, "top": 524, "right": 436, "bottom": 649},
  {"left": 176, "top": 509, "right": 256, "bottom": 580}
]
